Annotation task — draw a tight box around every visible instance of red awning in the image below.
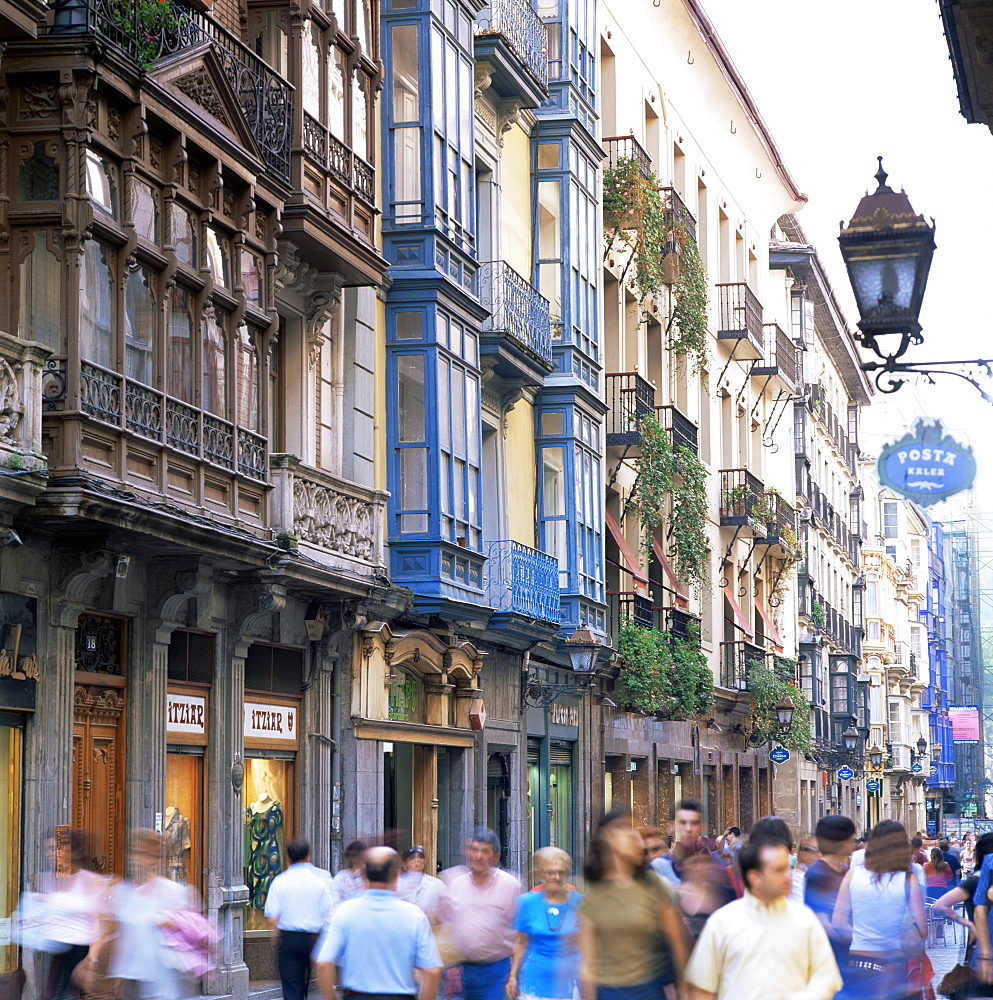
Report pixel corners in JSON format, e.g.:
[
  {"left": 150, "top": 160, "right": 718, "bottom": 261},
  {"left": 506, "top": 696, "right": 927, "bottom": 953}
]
[
  {"left": 605, "top": 510, "right": 650, "bottom": 591},
  {"left": 651, "top": 538, "right": 689, "bottom": 607},
  {"left": 723, "top": 584, "right": 753, "bottom": 638},
  {"left": 755, "top": 599, "right": 784, "bottom": 652}
]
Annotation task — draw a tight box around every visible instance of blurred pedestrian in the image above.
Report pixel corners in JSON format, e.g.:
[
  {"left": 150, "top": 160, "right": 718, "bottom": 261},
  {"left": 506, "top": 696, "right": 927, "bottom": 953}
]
[
  {"left": 832, "top": 820, "right": 927, "bottom": 1000},
  {"left": 579, "top": 809, "right": 687, "bottom": 1000},
  {"left": 316, "top": 847, "right": 442, "bottom": 1000},
  {"left": 924, "top": 847, "right": 953, "bottom": 901},
  {"left": 638, "top": 828, "right": 668, "bottom": 864},
  {"left": 265, "top": 839, "right": 335, "bottom": 1000},
  {"left": 684, "top": 840, "right": 840, "bottom": 1000},
  {"left": 791, "top": 834, "right": 821, "bottom": 902},
  {"left": 672, "top": 841, "right": 736, "bottom": 941},
  {"left": 332, "top": 840, "right": 368, "bottom": 902},
  {"left": 508, "top": 847, "right": 581, "bottom": 1000},
  {"left": 652, "top": 799, "right": 704, "bottom": 887},
  {"left": 397, "top": 846, "right": 446, "bottom": 923},
  {"left": 443, "top": 829, "right": 520, "bottom": 1000}
]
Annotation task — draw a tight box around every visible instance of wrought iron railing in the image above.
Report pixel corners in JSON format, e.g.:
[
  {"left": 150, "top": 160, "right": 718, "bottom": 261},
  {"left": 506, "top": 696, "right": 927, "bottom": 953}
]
[
  {"left": 655, "top": 404, "right": 698, "bottom": 455},
  {"left": 605, "top": 372, "right": 655, "bottom": 445},
  {"left": 475, "top": 0, "right": 548, "bottom": 88},
  {"left": 75, "top": 360, "right": 268, "bottom": 481},
  {"left": 484, "top": 539, "right": 560, "bottom": 623},
  {"left": 48, "top": 0, "right": 292, "bottom": 181},
  {"left": 716, "top": 282, "right": 763, "bottom": 344},
  {"left": 660, "top": 186, "right": 697, "bottom": 244},
  {"left": 756, "top": 323, "right": 799, "bottom": 388},
  {"left": 653, "top": 606, "right": 700, "bottom": 641},
  {"left": 301, "top": 112, "right": 376, "bottom": 204},
  {"left": 719, "top": 640, "right": 767, "bottom": 690},
  {"left": 602, "top": 134, "right": 652, "bottom": 179},
  {"left": 718, "top": 468, "right": 764, "bottom": 523},
  {"left": 477, "top": 261, "right": 553, "bottom": 365},
  {"left": 608, "top": 591, "right": 653, "bottom": 639}
]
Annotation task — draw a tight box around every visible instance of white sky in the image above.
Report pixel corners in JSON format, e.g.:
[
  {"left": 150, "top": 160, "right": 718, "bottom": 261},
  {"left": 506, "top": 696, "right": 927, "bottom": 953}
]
[{"left": 699, "top": 0, "right": 993, "bottom": 512}]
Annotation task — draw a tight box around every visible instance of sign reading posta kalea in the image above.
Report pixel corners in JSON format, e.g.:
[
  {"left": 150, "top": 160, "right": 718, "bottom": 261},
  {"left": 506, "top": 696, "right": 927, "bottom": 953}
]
[{"left": 877, "top": 419, "right": 976, "bottom": 506}]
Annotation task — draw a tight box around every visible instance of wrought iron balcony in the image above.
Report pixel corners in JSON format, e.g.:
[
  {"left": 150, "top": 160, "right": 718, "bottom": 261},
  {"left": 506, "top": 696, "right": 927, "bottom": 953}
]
[
  {"left": 716, "top": 282, "right": 764, "bottom": 360},
  {"left": 302, "top": 113, "right": 375, "bottom": 205},
  {"left": 655, "top": 404, "right": 698, "bottom": 456},
  {"left": 484, "top": 539, "right": 560, "bottom": 623},
  {"left": 660, "top": 186, "right": 697, "bottom": 245},
  {"left": 753, "top": 491, "right": 797, "bottom": 553},
  {"left": 270, "top": 455, "right": 388, "bottom": 576},
  {"left": 478, "top": 261, "right": 554, "bottom": 380},
  {"left": 719, "top": 640, "right": 768, "bottom": 691},
  {"left": 474, "top": 0, "right": 548, "bottom": 107},
  {"left": 605, "top": 372, "right": 656, "bottom": 448},
  {"left": 718, "top": 468, "right": 765, "bottom": 528},
  {"left": 654, "top": 605, "right": 701, "bottom": 641},
  {"left": 602, "top": 135, "right": 652, "bottom": 179},
  {"left": 751, "top": 323, "right": 799, "bottom": 392},
  {"left": 608, "top": 591, "right": 654, "bottom": 639},
  {"left": 47, "top": 0, "right": 292, "bottom": 182}
]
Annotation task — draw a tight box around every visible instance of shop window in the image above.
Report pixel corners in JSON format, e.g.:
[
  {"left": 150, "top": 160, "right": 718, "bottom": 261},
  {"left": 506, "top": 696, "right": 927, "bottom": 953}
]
[
  {"left": 165, "top": 751, "right": 202, "bottom": 890},
  {"left": 244, "top": 643, "right": 303, "bottom": 694},
  {"left": 243, "top": 757, "right": 293, "bottom": 930},
  {"left": 167, "top": 630, "right": 214, "bottom": 684},
  {"left": 388, "top": 666, "right": 424, "bottom": 723}
]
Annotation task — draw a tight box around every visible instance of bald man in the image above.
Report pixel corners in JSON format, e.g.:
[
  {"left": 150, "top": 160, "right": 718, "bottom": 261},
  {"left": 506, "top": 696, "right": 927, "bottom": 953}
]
[{"left": 316, "top": 846, "right": 443, "bottom": 1000}]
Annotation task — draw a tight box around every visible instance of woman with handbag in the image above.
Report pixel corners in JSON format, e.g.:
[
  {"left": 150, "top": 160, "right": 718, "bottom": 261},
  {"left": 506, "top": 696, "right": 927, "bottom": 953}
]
[
  {"left": 832, "top": 820, "right": 927, "bottom": 1000},
  {"left": 578, "top": 810, "right": 688, "bottom": 1000}
]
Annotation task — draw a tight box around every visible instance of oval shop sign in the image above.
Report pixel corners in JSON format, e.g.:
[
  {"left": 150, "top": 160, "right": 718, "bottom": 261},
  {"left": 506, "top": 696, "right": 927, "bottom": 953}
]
[{"left": 877, "top": 419, "right": 976, "bottom": 506}]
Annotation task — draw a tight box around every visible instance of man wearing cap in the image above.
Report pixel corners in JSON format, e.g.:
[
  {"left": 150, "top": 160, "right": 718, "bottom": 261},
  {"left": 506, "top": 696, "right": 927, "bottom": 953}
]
[
  {"left": 396, "top": 845, "right": 446, "bottom": 921},
  {"left": 316, "top": 846, "right": 442, "bottom": 1000}
]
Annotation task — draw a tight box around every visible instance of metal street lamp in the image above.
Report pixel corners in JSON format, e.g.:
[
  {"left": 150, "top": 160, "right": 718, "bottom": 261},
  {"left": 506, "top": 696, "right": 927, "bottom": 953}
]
[
  {"left": 868, "top": 745, "right": 884, "bottom": 769},
  {"left": 932, "top": 744, "right": 942, "bottom": 761},
  {"left": 916, "top": 735, "right": 928, "bottom": 758},
  {"left": 843, "top": 725, "right": 860, "bottom": 752},
  {"left": 775, "top": 700, "right": 795, "bottom": 732},
  {"left": 840, "top": 158, "right": 993, "bottom": 401},
  {"left": 564, "top": 622, "right": 602, "bottom": 674}
]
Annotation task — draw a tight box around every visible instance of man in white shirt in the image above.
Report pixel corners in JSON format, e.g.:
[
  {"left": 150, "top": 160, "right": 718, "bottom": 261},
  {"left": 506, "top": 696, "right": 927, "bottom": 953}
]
[
  {"left": 685, "top": 840, "right": 841, "bottom": 1000},
  {"left": 316, "top": 846, "right": 442, "bottom": 1000},
  {"left": 265, "top": 840, "right": 335, "bottom": 1000}
]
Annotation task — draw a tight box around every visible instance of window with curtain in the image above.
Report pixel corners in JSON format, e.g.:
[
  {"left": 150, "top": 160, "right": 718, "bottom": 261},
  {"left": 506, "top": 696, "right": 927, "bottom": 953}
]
[
  {"left": 236, "top": 324, "right": 260, "bottom": 432},
  {"left": 79, "top": 241, "right": 115, "bottom": 370},
  {"left": 202, "top": 308, "right": 228, "bottom": 417},
  {"left": 168, "top": 286, "right": 194, "bottom": 402},
  {"left": 19, "top": 229, "right": 61, "bottom": 351},
  {"left": 125, "top": 266, "right": 157, "bottom": 385}
]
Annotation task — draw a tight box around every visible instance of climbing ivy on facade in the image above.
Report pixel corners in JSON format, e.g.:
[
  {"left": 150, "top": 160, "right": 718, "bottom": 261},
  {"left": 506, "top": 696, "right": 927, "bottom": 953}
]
[{"left": 747, "top": 662, "right": 813, "bottom": 753}]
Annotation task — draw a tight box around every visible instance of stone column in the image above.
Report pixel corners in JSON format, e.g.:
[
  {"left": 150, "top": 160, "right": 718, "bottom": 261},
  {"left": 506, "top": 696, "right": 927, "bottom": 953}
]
[{"left": 299, "top": 644, "right": 334, "bottom": 871}]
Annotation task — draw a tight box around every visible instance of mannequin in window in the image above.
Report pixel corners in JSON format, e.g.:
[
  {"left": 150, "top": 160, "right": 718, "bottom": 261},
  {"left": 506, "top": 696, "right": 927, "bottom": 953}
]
[
  {"left": 245, "top": 764, "right": 284, "bottom": 913},
  {"left": 164, "top": 806, "right": 192, "bottom": 884}
]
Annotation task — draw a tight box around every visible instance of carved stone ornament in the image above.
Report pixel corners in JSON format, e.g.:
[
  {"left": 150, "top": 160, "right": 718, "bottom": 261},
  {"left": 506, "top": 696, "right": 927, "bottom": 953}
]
[
  {"left": 496, "top": 100, "right": 524, "bottom": 147},
  {"left": 305, "top": 282, "right": 343, "bottom": 369},
  {"left": 19, "top": 85, "right": 58, "bottom": 120},
  {"left": 0, "top": 357, "right": 23, "bottom": 440},
  {"left": 174, "top": 69, "right": 232, "bottom": 128},
  {"left": 274, "top": 241, "right": 318, "bottom": 296},
  {"left": 293, "top": 475, "right": 375, "bottom": 560},
  {"left": 231, "top": 754, "right": 244, "bottom": 794},
  {"left": 474, "top": 62, "right": 493, "bottom": 97}
]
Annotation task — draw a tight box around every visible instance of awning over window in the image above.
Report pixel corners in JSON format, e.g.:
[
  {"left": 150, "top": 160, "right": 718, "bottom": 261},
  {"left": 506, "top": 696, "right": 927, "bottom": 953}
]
[
  {"left": 605, "top": 510, "right": 649, "bottom": 591},
  {"left": 651, "top": 538, "right": 689, "bottom": 607},
  {"left": 755, "top": 600, "right": 784, "bottom": 652},
  {"left": 723, "top": 584, "right": 753, "bottom": 638}
]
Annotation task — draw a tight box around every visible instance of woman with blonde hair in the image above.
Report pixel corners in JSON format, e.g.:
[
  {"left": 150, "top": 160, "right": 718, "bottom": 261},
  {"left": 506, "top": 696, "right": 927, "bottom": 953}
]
[{"left": 508, "top": 847, "right": 581, "bottom": 1000}]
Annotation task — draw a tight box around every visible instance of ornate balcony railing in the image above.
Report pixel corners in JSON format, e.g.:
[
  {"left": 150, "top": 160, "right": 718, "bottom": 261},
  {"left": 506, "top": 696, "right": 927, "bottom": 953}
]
[
  {"left": 719, "top": 640, "right": 768, "bottom": 691},
  {"left": 653, "top": 605, "right": 700, "bottom": 641},
  {"left": 76, "top": 360, "right": 268, "bottom": 481},
  {"left": 752, "top": 323, "right": 799, "bottom": 390},
  {"left": 602, "top": 134, "right": 652, "bottom": 179},
  {"left": 608, "top": 591, "right": 653, "bottom": 640},
  {"left": 477, "top": 261, "right": 553, "bottom": 366},
  {"left": 302, "top": 112, "right": 376, "bottom": 205},
  {"left": 716, "top": 282, "right": 763, "bottom": 358},
  {"left": 475, "top": 0, "right": 548, "bottom": 88},
  {"left": 655, "top": 404, "right": 698, "bottom": 455},
  {"left": 48, "top": 0, "right": 292, "bottom": 181},
  {"left": 484, "top": 540, "right": 560, "bottom": 623},
  {"left": 660, "top": 186, "right": 697, "bottom": 244},
  {"left": 271, "top": 455, "right": 388, "bottom": 573},
  {"left": 605, "top": 372, "right": 655, "bottom": 447},
  {"left": 719, "top": 468, "right": 765, "bottom": 526}
]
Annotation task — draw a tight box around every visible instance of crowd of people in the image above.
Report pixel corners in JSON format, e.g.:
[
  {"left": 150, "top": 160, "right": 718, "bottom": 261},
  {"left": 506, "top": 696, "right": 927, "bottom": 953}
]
[{"left": 16, "top": 813, "right": 993, "bottom": 1000}]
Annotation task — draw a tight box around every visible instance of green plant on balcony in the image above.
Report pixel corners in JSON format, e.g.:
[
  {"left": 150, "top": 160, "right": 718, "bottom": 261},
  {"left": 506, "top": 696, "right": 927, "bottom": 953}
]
[
  {"left": 750, "top": 491, "right": 778, "bottom": 527},
  {"left": 106, "top": 0, "right": 180, "bottom": 67},
  {"left": 720, "top": 483, "right": 748, "bottom": 516},
  {"left": 669, "top": 444, "right": 709, "bottom": 596},
  {"left": 617, "top": 618, "right": 712, "bottom": 719},
  {"left": 747, "top": 664, "right": 813, "bottom": 753},
  {"left": 811, "top": 602, "right": 826, "bottom": 627},
  {"left": 668, "top": 220, "right": 709, "bottom": 377},
  {"left": 628, "top": 413, "right": 676, "bottom": 544}
]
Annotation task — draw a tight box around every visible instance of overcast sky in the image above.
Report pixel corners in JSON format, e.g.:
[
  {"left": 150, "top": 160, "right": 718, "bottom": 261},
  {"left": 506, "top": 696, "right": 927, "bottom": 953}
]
[{"left": 698, "top": 0, "right": 993, "bottom": 512}]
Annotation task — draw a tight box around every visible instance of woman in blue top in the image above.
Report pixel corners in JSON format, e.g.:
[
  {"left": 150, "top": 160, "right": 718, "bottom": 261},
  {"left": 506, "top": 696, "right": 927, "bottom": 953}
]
[{"left": 508, "top": 847, "right": 581, "bottom": 1000}]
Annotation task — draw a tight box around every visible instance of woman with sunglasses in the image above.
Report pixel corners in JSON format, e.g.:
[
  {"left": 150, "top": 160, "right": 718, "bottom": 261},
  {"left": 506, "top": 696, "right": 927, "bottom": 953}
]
[{"left": 396, "top": 845, "right": 446, "bottom": 923}]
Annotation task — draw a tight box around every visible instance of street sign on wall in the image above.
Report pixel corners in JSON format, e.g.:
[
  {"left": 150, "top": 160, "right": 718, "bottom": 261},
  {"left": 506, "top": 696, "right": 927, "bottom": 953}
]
[
  {"left": 877, "top": 419, "right": 976, "bottom": 506},
  {"left": 770, "top": 748, "right": 790, "bottom": 763},
  {"left": 837, "top": 767, "right": 854, "bottom": 780}
]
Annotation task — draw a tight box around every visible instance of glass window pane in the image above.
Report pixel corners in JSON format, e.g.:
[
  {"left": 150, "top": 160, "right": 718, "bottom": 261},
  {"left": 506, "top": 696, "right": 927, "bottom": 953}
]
[
  {"left": 206, "top": 229, "right": 230, "bottom": 288},
  {"left": 542, "top": 447, "right": 565, "bottom": 515},
  {"left": 397, "top": 355, "right": 425, "bottom": 442},
  {"left": 202, "top": 308, "right": 227, "bottom": 416},
  {"left": 465, "top": 375, "right": 478, "bottom": 461},
  {"left": 537, "top": 143, "right": 559, "bottom": 170},
  {"left": 541, "top": 411, "right": 563, "bottom": 436},
  {"left": 440, "top": 453, "right": 450, "bottom": 514},
  {"left": 168, "top": 286, "right": 194, "bottom": 402},
  {"left": 328, "top": 47, "right": 346, "bottom": 139},
  {"left": 241, "top": 250, "right": 263, "bottom": 305},
  {"left": 392, "top": 24, "right": 419, "bottom": 122},
  {"left": 86, "top": 151, "right": 118, "bottom": 218},
  {"left": 537, "top": 181, "right": 561, "bottom": 258},
  {"left": 172, "top": 205, "right": 197, "bottom": 267},
  {"left": 125, "top": 266, "right": 156, "bottom": 385},
  {"left": 452, "top": 370, "right": 465, "bottom": 455},
  {"left": 19, "top": 230, "right": 61, "bottom": 351},
  {"left": 303, "top": 20, "right": 322, "bottom": 118},
  {"left": 438, "top": 357, "right": 450, "bottom": 450},
  {"left": 395, "top": 312, "right": 422, "bottom": 340},
  {"left": 18, "top": 140, "right": 59, "bottom": 201},
  {"left": 394, "top": 126, "right": 421, "bottom": 220},
  {"left": 400, "top": 448, "right": 427, "bottom": 509},
  {"left": 131, "top": 180, "right": 159, "bottom": 242},
  {"left": 79, "top": 242, "right": 115, "bottom": 370},
  {"left": 236, "top": 324, "right": 260, "bottom": 431},
  {"left": 453, "top": 457, "right": 465, "bottom": 518},
  {"left": 352, "top": 70, "right": 368, "bottom": 160}
]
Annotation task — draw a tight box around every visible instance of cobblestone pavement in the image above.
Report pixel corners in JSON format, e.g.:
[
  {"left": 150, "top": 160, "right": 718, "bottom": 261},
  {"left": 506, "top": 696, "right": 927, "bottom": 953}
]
[{"left": 929, "top": 925, "right": 970, "bottom": 994}]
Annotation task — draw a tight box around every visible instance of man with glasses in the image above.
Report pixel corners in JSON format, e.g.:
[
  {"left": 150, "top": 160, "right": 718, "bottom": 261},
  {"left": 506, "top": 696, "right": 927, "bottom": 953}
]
[{"left": 790, "top": 834, "right": 822, "bottom": 901}]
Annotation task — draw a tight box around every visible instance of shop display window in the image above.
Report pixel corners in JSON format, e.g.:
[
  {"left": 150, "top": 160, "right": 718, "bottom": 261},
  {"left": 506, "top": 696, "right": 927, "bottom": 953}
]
[
  {"left": 243, "top": 758, "right": 293, "bottom": 931},
  {"left": 0, "top": 727, "right": 21, "bottom": 976},
  {"left": 165, "top": 752, "right": 202, "bottom": 895}
]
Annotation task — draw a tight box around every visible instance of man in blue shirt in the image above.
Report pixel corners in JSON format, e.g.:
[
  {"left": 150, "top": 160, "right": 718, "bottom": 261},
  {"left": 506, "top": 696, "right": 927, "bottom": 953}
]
[{"left": 316, "top": 846, "right": 442, "bottom": 1000}]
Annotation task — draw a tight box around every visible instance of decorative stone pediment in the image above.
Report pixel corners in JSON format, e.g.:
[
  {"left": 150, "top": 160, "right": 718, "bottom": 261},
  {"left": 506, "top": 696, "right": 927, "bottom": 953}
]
[{"left": 152, "top": 43, "right": 262, "bottom": 161}]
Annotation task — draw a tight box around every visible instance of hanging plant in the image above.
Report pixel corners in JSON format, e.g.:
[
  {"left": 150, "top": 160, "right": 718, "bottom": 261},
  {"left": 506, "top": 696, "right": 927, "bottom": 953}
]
[
  {"left": 668, "top": 219, "right": 710, "bottom": 376},
  {"left": 669, "top": 444, "right": 710, "bottom": 596},
  {"left": 628, "top": 413, "right": 676, "bottom": 546},
  {"left": 811, "top": 602, "right": 826, "bottom": 627},
  {"left": 747, "top": 664, "right": 813, "bottom": 753},
  {"left": 617, "top": 618, "right": 713, "bottom": 719}
]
